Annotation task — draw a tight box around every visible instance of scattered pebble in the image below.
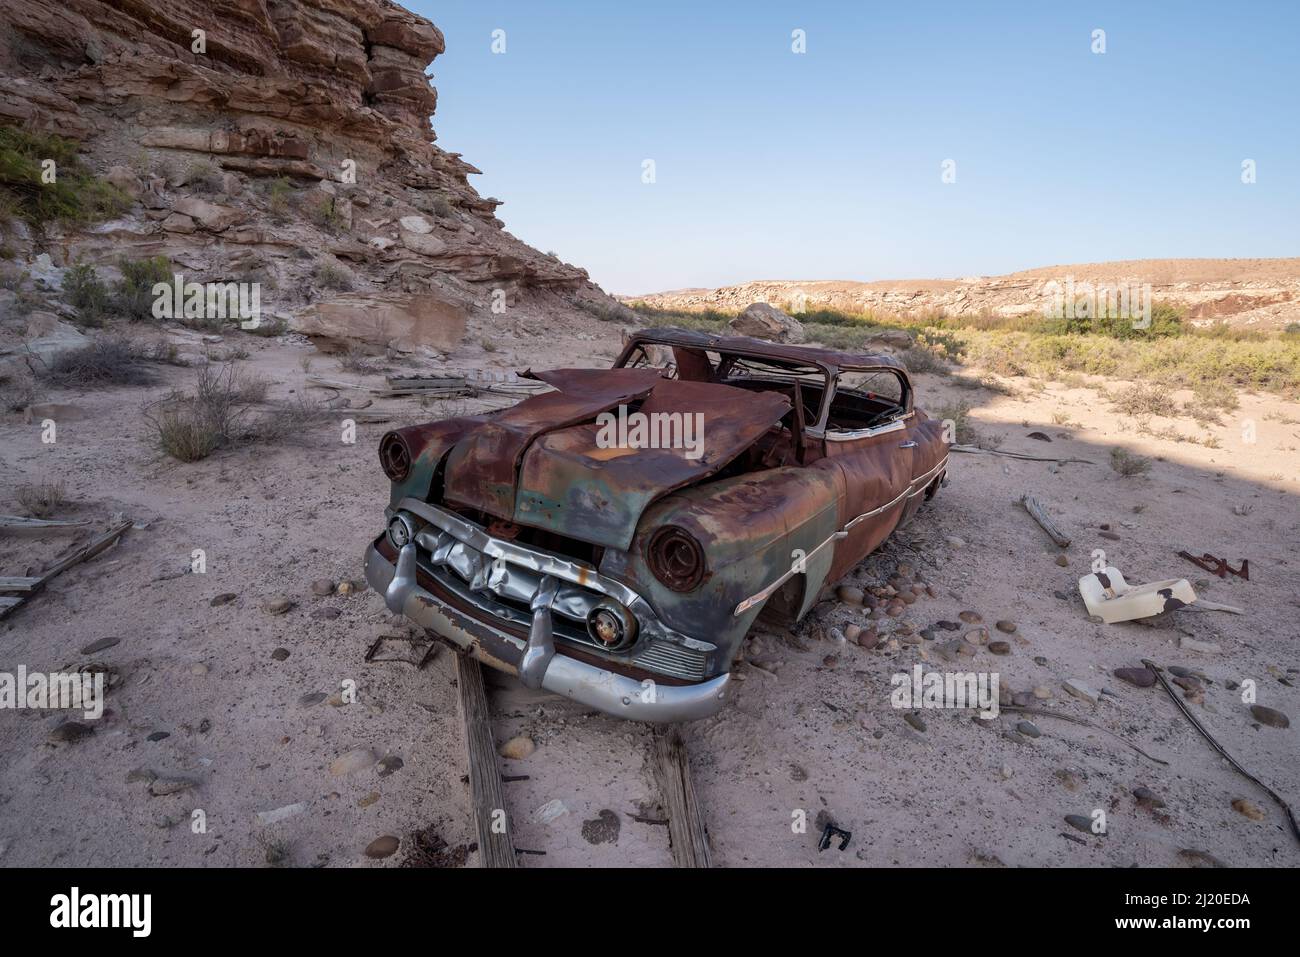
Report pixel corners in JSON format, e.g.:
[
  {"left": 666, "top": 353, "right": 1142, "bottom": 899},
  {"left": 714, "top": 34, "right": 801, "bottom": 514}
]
[
  {"left": 1249, "top": 705, "right": 1289, "bottom": 729},
  {"left": 1133, "top": 786, "right": 1166, "bottom": 809},
  {"left": 945, "top": 536, "right": 965, "bottom": 549},
  {"left": 329, "top": 748, "right": 378, "bottom": 776},
  {"left": 256, "top": 802, "right": 307, "bottom": 825},
  {"left": 988, "top": 640, "right": 1011, "bottom": 656},
  {"left": 377, "top": 755, "right": 404, "bottom": 777},
  {"left": 1231, "top": 798, "right": 1265, "bottom": 822},
  {"left": 904, "top": 713, "right": 927, "bottom": 732},
  {"left": 1179, "top": 636, "right": 1222, "bottom": 654},
  {"left": 271, "top": 648, "right": 290, "bottom": 661},
  {"left": 995, "top": 620, "right": 1017, "bottom": 634},
  {"left": 148, "top": 776, "right": 198, "bottom": 797},
  {"left": 1063, "top": 679, "right": 1100, "bottom": 704},
  {"left": 1064, "top": 814, "right": 1095, "bottom": 834},
  {"left": 837, "top": 585, "right": 864, "bottom": 605},
  {"left": 499, "top": 736, "right": 536, "bottom": 760},
  {"left": 209, "top": 593, "right": 238, "bottom": 607},
  {"left": 190, "top": 663, "right": 209, "bottom": 676},
  {"left": 959, "top": 610, "right": 982, "bottom": 624},
  {"left": 80, "top": 636, "right": 121, "bottom": 655},
  {"left": 1054, "top": 554, "right": 1070, "bottom": 567},
  {"left": 533, "top": 799, "right": 569, "bottom": 825},
  {"left": 263, "top": 597, "right": 294, "bottom": 615},
  {"left": 1114, "top": 666, "right": 1156, "bottom": 688},
  {"left": 310, "top": 579, "right": 335, "bottom": 597},
  {"left": 1016, "top": 720, "right": 1041, "bottom": 738},
  {"left": 47, "top": 721, "right": 94, "bottom": 745},
  {"left": 364, "top": 835, "right": 400, "bottom": 859},
  {"left": 1033, "top": 686, "right": 1052, "bottom": 699}
]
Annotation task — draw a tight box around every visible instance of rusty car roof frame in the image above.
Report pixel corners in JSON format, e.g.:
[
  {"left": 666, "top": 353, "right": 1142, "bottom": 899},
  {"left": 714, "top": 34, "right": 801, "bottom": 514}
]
[{"left": 615, "top": 326, "right": 914, "bottom": 433}]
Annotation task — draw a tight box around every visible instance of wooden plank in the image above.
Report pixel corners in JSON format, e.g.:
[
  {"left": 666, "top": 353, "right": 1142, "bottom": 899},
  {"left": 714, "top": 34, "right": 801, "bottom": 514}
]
[
  {"left": 650, "top": 726, "right": 712, "bottom": 867},
  {"left": 454, "top": 653, "right": 517, "bottom": 868},
  {"left": 0, "top": 596, "right": 24, "bottom": 610},
  {"left": 1019, "top": 494, "right": 1071, "bottom": 548},
  {"left": 0, "top": 515, "right": 91, "bottom": 532},
  {"left": 0, "top": 577, "right": 41, "bottom": 592}
]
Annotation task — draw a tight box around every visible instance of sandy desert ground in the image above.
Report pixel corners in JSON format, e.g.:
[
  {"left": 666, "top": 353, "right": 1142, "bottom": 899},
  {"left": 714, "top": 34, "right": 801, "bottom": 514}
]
[{"left": 1, "top": 318, "right": 1298, "bottom": 868}]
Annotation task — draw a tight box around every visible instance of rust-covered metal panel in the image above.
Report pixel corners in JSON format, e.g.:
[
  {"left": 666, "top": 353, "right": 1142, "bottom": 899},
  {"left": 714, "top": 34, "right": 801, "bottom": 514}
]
[
  {"left": 443, "top": 367, "right": 665, "bottom": 519},
  {"left": 514, "top": 379, "right": 792, "bottom": 550},
  {"left": 384, "top": 416, "right": 489, "bottom": 508}
]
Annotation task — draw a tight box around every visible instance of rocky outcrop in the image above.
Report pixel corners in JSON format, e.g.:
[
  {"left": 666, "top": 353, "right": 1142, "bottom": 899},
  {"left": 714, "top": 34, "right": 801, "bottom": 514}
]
[{"left": 0, "top": 0, "right": 622, "bottom": 350}]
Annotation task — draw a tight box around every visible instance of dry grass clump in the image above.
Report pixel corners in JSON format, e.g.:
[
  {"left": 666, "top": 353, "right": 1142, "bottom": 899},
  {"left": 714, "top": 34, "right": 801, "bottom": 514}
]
[
  {"left": 36, "top": 337, "right": 158, "bottom": 387},
  {"left": 1110, "top": 447, "right": 1152, "bottom": 477},
  {"left": 17, "top": 477, "right": 66, "bottom": 517},
  {"left": 1110, "top": 383, "right": 1178, "bottom": 417}
]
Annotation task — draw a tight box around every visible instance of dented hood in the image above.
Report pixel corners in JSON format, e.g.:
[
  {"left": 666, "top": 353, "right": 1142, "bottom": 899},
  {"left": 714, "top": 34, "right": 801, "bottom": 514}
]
[{"left": 442, "top": 369, "right": 792, "bottom": 550}]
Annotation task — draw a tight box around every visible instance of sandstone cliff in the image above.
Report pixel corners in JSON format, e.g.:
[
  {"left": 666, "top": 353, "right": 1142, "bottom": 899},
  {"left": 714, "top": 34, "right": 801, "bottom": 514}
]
[{"left": 0, "top": 0, "right": 627, "bottom": 351}]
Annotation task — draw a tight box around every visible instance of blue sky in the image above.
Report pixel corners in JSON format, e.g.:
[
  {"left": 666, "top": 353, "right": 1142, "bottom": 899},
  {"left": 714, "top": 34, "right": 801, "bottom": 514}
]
[{"left": 408, "top": 1, "right": 1298, "bottom": 295}]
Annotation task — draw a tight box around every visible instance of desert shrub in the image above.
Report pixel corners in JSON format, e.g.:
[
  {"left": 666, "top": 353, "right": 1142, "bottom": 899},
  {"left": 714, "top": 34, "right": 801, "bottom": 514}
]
[
  {"left": 0, "top": 372, "right": 40, "bottom": 411},
  {"left": 262, "top": 175, "right": 296, "bottom": 221},
  {"left": 307, "top": 195, "right": 343, "bottom": 232},
  {"left": 336, "top": 346, "right": 376, "bottom": 374},
  {"left": 313, "top": 260, "right": 352, "bottom": 291},
  {"left": 1063, "top": 301, "right": 1184, "bottom": 339},
  {"left": 16, "top": 477, "right": 66, "bottom": 517},
  {"left": 1110, "top": 447, "right": 1152, "bottom": 477},
  {"left": 1110, "top": 383, "right": 1178, "bottom": 417},
  {"left": 185, "top": 159, "right": 223, "bottom": 195},
  {"left": 63, "top": 262, "right": 112, "bottom": 326},
  {"left": 0, "top": 126, "right": 128, "bottom": 229},
  {"left": 36, "top": 337, "right": 158, "bottom": 387},
  {"left": 244, "top": 314, "right": 288, "bottom": 337},
  {"left": 145, "top": 365, "right": 326, "bottom": 461},
  {"left": 900, "top": 343, "right": 950, "bottom": 375},
  {"left": 115, "top": 255, "right": 173, "bottom": 322}
]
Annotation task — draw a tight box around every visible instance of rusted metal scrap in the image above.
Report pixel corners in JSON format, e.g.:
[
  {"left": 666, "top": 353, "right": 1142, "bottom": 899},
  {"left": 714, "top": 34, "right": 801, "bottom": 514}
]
[{"left": 1178, "top": 550, "right": 1249, "bottom": 581}]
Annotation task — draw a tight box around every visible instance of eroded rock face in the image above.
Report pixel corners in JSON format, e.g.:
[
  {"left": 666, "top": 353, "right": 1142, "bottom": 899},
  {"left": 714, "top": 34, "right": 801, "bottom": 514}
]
[{"left": 0, "top": 0, "right": 621, "bottom": 350}]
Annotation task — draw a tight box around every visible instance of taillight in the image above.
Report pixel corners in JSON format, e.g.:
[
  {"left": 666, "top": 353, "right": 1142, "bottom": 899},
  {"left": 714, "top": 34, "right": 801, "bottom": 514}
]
[
  {"left": 379, "top": 431, "right": 411, "bottom": 482},
  {"left": 646, "top": 526, "right": 706, "bottom": 592}
]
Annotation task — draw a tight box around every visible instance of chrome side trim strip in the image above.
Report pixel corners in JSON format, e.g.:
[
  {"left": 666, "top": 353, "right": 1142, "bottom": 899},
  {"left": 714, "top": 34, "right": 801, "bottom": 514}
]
[{"left": 732, "top": 453, "right": 948, "bottom": 617}]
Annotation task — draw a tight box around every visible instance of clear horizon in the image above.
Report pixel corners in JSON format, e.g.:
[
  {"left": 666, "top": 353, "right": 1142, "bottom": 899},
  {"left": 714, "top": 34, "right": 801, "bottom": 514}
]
[{"left": 412, "top": 1, "right": 1299, "bottom": 295}]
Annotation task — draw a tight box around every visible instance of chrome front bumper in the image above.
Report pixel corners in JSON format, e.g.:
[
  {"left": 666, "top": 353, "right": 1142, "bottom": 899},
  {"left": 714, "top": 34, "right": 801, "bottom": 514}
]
[{"left": 364, "top": 534, "right": 731, "bottom": 723}]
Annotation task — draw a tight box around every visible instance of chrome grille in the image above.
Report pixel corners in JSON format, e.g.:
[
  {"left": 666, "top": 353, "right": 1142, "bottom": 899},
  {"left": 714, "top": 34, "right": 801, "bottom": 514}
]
[{"left": 632, "top": 640, "right": 709, "bottom": 681}]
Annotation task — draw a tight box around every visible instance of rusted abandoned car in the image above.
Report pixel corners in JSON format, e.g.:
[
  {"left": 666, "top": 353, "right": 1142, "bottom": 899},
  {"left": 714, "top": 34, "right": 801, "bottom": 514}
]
[{"left": 366, "top": 327, "right": 948, "bottom": 721}]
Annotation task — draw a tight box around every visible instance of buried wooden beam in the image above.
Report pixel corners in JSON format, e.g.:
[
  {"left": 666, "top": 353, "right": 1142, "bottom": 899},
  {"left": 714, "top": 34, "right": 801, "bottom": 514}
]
[
  {"left": 650, "top": 726, "right": 712, "bottom": 868},
  {"left": 453, "top": 652, "right": 517, "bottom": 868},
  {"left": 0, "top": 521, "right": 132, "bottom": 621}
]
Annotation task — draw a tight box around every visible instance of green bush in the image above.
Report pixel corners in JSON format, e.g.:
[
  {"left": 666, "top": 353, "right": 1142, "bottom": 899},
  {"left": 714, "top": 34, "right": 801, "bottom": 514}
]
[
  {"left": 0, "top": 126, "right": 128, "bottom": 230},
  {"left": 115, "top": 255, "right": 173, "bottom": 322},
  {"left": 63, "top": 262, "right": 112, "bottom": 326}
]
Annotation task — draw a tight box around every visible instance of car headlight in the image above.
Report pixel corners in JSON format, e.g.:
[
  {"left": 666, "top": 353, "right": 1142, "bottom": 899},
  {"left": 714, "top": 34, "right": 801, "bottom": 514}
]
[
  {"left": 646, "top": 526, "right": 706, "bottom": 592},
  {"left": 585, "top": 599, "right": 638, "bottom": 650},
  {"left": 379, "top": 430, "right": 411, "bottom": 482}
]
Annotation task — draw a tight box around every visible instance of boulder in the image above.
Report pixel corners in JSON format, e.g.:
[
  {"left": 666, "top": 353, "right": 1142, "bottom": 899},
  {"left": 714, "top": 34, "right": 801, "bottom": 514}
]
[
  {"left": 292, "top": 292, "right": 467, "bottom": 355},
  {"left": 728, "top": 302, "right": 805, "bottom": 343},
  {"left": 171, "top": 197, "right": 246, "bottom": 232}
]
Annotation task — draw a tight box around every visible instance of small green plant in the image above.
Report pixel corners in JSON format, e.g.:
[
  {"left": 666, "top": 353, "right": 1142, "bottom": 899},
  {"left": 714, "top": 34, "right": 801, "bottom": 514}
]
[
  {"left": 63, "top": 262, "right": 112, "bottom": 326},
  {"left": 113, "top": 255, "right": 173, "bottom": 322},
  {"left": 307, "top": 195, "right": 343, "bottom": 232},
  {"left": 263, "top": 176, "right": 295, "bottom": 221},
  {"left": 1110, "top": 447, "right": 1152, "bottom": 477}
]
